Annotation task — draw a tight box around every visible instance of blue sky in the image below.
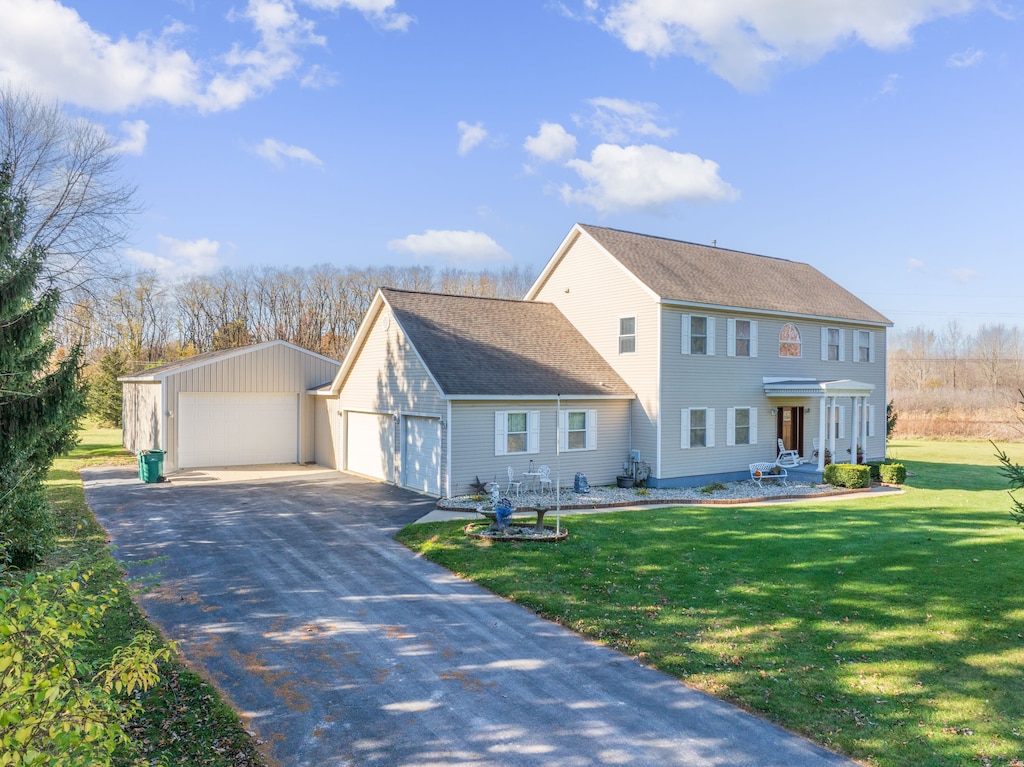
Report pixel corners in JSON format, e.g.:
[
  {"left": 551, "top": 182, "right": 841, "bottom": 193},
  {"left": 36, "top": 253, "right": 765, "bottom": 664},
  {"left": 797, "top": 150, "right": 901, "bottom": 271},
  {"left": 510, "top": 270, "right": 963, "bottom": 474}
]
[{"left": 1, "top": 0, "right": 1021, "bottom": 335}]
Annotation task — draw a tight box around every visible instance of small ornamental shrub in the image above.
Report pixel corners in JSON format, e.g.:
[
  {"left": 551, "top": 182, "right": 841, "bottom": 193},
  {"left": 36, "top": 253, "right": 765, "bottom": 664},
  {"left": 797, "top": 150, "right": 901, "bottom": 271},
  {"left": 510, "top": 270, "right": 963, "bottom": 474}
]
[
  {"left": 701, "top": 482, "right": 727, "bottom": 494},
  {"left": 879, "top": 462, "right": 907, "bottom": 484},
  {"left": 823, "top": 463, "right": 871, "bottom": 489}
]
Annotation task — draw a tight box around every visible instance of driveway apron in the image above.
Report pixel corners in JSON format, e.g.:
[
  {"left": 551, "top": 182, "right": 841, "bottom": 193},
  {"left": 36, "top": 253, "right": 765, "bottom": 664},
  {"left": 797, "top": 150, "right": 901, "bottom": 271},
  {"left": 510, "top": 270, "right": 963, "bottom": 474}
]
[{"left": 82, "top": 467, "right": 857, "bottom": 767}]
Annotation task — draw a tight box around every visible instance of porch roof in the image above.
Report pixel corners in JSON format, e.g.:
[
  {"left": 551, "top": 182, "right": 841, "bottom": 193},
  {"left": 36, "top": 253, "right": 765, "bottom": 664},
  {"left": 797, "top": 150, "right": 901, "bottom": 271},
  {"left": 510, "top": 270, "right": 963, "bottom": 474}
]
[{"left": 763, "top": 377, "right": 875, "bottom": 398}]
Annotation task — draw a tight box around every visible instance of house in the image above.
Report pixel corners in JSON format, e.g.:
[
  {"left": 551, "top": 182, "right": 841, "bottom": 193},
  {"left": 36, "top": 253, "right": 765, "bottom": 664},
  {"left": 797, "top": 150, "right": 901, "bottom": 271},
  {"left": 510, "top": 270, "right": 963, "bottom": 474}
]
[
  {"left": 524, "top": 224, "right": 893, "bottom": 487},
  {"left": 121, "top": 224, "right": 891, "bottom": 496},
  {"left": 120, "top": 340, "right": 340, "bottom": 474},
  {"left": 312, "top": 288, "right": 635, "bottom": 497}
]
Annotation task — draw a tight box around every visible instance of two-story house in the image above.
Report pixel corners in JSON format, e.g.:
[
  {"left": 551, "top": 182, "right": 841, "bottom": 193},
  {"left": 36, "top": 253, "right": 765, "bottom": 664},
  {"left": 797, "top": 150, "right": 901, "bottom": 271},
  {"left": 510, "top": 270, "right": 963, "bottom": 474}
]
[
  {"left": 123, "top": 223, "right": 891, "bottom": 495},
  {"left": 525, "top": 224, "right": 892, "bottom": 488}
]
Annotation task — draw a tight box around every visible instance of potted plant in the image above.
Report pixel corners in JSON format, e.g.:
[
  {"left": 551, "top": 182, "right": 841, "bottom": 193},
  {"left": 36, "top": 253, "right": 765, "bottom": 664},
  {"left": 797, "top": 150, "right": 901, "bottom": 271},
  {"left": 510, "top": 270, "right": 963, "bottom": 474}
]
[
  {"left": 823, "top": 447, "right": 832, "bottom": 466},
  {"left": 856, "top": 445, "right": 864, "bottom": 464}
]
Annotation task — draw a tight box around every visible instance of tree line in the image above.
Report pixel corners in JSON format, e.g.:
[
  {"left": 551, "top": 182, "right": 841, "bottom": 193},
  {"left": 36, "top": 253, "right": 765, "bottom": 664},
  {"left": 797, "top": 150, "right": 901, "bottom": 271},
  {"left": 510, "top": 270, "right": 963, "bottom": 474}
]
[{"left": 888, "top": 321, "right": 1024, "bottom": 440}]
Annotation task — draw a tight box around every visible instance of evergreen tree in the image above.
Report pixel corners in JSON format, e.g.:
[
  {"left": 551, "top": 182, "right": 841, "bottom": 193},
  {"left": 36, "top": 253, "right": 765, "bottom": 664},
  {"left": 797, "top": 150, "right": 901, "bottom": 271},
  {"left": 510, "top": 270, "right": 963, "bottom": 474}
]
[
  {"left": 0, "top": 161, "right": 87, "bottom": 568},
  {"left": 86, "top": 347, "right": 128, "bottom": 427}
]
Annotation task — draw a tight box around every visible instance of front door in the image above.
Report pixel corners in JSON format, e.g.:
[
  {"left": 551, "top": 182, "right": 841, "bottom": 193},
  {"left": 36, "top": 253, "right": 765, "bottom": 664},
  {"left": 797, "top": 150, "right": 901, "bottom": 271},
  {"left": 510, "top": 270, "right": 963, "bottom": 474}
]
[{"left": 777, "top": 407, "right": 804, "bottom": 457}]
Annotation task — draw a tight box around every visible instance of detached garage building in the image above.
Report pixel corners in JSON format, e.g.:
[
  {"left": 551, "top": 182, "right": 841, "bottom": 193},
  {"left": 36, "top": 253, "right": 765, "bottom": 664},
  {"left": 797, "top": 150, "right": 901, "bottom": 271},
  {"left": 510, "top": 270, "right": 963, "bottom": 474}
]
[{"left": 120, "top": 340, "right": 340, "bottom": 474}]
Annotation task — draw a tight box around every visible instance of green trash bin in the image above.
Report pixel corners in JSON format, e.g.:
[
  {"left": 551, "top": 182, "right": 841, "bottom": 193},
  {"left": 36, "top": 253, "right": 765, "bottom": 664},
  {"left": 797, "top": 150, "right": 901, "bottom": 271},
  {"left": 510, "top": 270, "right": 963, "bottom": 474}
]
[{"left": 139, "top": 450, "right": 165, "bottom": 484}]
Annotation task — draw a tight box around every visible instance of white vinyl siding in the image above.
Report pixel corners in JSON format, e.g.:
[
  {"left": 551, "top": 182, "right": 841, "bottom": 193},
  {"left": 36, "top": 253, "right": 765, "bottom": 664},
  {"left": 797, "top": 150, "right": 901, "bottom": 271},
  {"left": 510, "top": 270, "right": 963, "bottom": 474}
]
[
  {"left": 727, "top": 319, "right": 757, "bottom": 357},
  {"left": 681, "top": 407, "right": 715, "bottom": 449},
  {"left": 681, "top": 315, "right": 715, "bottom": 355},
  {"left": 559, "top": 409, "right": 597, "bottom": 451},
  {"left": 494, "top": 410, "right": 540, "bottom": 456},
  {"left": 726, "top": 407, "right": 757, "bottom": 446},
  {"left": 821, "top": 327, "right": 846, "bottom": 361}
]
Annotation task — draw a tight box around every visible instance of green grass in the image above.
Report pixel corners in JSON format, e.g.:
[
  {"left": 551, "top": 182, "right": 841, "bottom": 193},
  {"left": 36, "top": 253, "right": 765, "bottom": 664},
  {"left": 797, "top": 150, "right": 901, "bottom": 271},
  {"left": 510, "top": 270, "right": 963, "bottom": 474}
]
[
  {"left": 42, "top": 427, "right": 267, "bottom": 767},
  {"left": 398, "top": 439, "right": 1024, "bottom": 767}
]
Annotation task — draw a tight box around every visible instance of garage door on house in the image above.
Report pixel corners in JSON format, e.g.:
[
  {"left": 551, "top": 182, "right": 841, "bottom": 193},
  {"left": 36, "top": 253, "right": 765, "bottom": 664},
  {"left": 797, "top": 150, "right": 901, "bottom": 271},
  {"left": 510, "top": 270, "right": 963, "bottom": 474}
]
[
  {"left": 346, "top": 411, "right": 394, "bottom": 481},
  {"left": 403, "top": 416, "right": 441, "bottom": 496},
  {"left": 178, "top": 393, "right": 298, "bottom": 469}
]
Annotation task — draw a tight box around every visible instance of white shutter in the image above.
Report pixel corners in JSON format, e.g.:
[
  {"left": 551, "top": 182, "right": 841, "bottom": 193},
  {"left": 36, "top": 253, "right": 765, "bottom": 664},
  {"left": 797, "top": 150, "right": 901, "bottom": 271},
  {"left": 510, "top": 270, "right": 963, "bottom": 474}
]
[
  {"left": 681, "top": 409, "right": 691, "bottom": 449},
  {"left": 726, "top": 407, "right": 736, "bottom": 446},
  {"left": 528, "top": 410, "right": 540, "bottom": 454},
  {"left": 495, "top": 411, "right": 507, "bottom": 456},
  {"left": 867, "top": 331, "right": 875, "bottom": 363},
  {"left": 839, "top": 329, "right": 846, "bottom": 362},
  {"left": 706, "top": 408, "right": 716, "bottom": 447},
  {"left": 821, "top": 327, "right": 829, "bottom": 361},
  {"left": 586, "top": 410, "right": 597, "bottom": 450},
  {"left": 839, "top": 406, "right": 847, "bottom": 439},
  {"left": 749, "top": 407, "right": 758, "bottom": 444},
  {"left": 727, "top": 319, "right": 736, "bottom": 357},
  {"left": 750, "top": 321, "right": 758, "bottom": 357},
  {"left": 707, "top": 317, "right": 716, "bottom": 356},
  {"left": 558, "top": 410, "right": 567, "bottom": 451},
  {"left": 681, "top": 315, "right": 691, "bottom": 355},
  {"left": 867, "top": 405, "right": 876, "bottom": 437}
]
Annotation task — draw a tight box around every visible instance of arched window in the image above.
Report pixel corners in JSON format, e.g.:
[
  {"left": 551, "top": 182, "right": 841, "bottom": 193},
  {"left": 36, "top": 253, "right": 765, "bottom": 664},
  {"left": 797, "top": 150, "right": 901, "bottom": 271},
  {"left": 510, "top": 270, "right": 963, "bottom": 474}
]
[{"left": 779, "top": 323, "right": 802, "bottom": 358}]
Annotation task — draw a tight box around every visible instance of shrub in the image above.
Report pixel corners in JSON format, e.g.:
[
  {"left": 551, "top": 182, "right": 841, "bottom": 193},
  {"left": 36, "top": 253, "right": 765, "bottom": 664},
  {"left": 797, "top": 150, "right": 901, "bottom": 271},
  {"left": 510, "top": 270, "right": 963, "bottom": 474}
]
[
  {"left": 879, "top": 462, "right": 906, "bottom": 485},
  {"left": 823, "top": 463, "right": 871, "bottom": 489},
  {"left": 701, "top": 482, "right": 727, "bottom": 494}
]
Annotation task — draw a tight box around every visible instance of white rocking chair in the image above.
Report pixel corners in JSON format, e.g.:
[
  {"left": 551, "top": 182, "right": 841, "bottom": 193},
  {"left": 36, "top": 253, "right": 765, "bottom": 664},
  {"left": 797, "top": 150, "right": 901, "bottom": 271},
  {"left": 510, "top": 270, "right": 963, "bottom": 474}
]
[{"left": 776, "top": 438, "right": 802, "bottom": 467}]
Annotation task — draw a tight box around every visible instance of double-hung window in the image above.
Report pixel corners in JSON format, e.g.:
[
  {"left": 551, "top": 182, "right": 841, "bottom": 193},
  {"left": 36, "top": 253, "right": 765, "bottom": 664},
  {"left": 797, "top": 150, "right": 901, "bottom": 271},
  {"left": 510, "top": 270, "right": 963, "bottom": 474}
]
[
  {"left": 495, "top": 411, "right": 539, "bottom": 455},
  {"left": 726, "top": 407, "right": 758, "bottom": 446},
  {"left": 682, "top": 315, "right": 714, "bottom": 355},
  {"left": 619, "top": 317, "right": 636, "bottom": 355},
  {"left": 560, "top": 409, "right": 597, "bottom": 451},
  {"left": 856, "top": 330, "right": 874, "bottom": 363},
  {"left": 728, "top": 318, "right": 757, "bottom": 357},
  {"left": 821, "top": 327, "right": 845, "bottom": 361},
  {"left": 681, "top": 407, "right": 715, "bottom": 449}
]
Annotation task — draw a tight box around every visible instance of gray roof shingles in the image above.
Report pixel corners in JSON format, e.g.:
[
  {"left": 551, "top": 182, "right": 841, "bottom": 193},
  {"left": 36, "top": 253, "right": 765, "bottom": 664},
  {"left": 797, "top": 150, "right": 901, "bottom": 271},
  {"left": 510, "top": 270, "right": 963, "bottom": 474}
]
[
  {"left": 381, "top": 288, "right": 633, "bottom": 398},
  {"left": 579, "top": 224, "right": 892, "bottom": 325}
]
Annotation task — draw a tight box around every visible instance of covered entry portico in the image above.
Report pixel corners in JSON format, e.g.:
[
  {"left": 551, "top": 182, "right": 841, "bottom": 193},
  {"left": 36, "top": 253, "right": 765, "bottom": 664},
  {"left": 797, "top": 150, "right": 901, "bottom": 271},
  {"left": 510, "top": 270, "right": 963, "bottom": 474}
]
[{"left": 764, "top": 378, "right": 876, "bottom": 472}]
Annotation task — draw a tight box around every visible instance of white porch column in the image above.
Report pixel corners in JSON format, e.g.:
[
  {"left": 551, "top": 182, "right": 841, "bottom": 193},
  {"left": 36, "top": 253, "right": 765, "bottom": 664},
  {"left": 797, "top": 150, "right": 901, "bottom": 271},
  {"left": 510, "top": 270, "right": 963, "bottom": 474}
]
[
  {"left": 828, "top": 396, "right": 837, "bottom": 463},
  {"left": 851, "top": 397, "right": 860, "bottom": 464},
  {"left": 817, "top": 397, "right": 828, "bottom": 471},
  {"left": 861, "top": 397, "right": 869, "bottom": 460}
]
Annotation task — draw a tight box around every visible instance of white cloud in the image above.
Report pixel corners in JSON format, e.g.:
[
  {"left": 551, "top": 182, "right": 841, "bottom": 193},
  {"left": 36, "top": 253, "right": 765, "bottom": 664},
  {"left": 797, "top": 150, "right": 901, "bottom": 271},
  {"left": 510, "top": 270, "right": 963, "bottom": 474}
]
[
  {"left": 113, "top": 119, "right": 149, "bottom": 155},
  {"left": 947, "top": 47, "right": 985, "bottom": 67},
  {"left": 952, "top": 267, "right": 981, "bottom": 283},
  {"left": 561, "top": 143, "right": 739, "bottom": 212},
  {"left": 300, "top": 0, "right": 413, "bottom": 31},
  {"left": 578, "top": 97, "right": 674, "bottom": 143},
  {"left": 457, "top": 121, "right": 488, "bottom": 156},
  {"left": 125, "top": 235, "right": 224, "bottom": 279},
  {"left": 879, "top": 73, "right": 901, "bottom": 96},
  {"left": 907, "top": 257, "right": 925, "bottom": 273},
  {"left": 254, "top": 137, "right": 323, "bottom": 166},
  {"left": 0, "top": 0, "right": 407, "bottom": 113},
  {"left": 523, "top": 122, "right": 578, "bottom": 163},
  {"left": 387, "top": 229, "right": 511, "bottom": 265},
  {"left": 594, "top": 0, "right": 979, "bottom": 90}
]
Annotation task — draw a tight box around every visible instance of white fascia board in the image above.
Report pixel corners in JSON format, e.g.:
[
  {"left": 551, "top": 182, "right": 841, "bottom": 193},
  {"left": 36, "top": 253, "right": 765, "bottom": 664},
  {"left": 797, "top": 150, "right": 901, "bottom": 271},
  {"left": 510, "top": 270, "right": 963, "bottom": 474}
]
[
  {"left": 329, "top": 291, "right": 386, "bottom": 395},
  {"left": 660, "top": 298, "right": 892, "bottom": 328},
  {"left": 444, "top": 394, "right": 635, "bottom": 401}
]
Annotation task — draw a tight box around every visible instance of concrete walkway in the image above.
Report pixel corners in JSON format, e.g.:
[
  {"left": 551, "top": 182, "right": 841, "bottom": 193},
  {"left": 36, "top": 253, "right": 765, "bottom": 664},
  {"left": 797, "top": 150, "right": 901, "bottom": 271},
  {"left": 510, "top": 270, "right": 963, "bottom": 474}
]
[{"left": 83, "top": 466, "right": 859, "bottom": 767}]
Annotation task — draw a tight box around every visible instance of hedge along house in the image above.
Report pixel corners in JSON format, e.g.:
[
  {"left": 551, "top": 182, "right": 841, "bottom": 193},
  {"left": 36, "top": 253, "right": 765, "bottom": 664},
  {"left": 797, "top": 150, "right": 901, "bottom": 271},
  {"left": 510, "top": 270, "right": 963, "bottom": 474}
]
[
  {"left": 525, "top": 224, "right": 893, "bottom": 486},
  {"left": 314, "top": 288, "right": 635, "bottom": 498},
  {"left": 120, "top": 340, "right": 340, "bottom": 474}
]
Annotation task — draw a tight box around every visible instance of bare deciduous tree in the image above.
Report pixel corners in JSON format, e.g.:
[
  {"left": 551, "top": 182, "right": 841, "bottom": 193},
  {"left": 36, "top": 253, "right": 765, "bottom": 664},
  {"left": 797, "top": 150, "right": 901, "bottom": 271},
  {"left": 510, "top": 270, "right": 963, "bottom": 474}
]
[{"left": 1, "top": 84, "right": 139, "bottom": 291}]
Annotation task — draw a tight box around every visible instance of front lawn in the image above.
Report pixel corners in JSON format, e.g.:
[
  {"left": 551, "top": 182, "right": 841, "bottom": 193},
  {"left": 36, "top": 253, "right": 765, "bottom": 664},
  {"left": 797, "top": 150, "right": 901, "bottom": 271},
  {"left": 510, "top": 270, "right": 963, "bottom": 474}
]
[
  {"left": 41, "top": 427, "right": 267, "bottom": 766},
  {"left": 397, "top": 439, "right": 1024, "bottom": 767}
]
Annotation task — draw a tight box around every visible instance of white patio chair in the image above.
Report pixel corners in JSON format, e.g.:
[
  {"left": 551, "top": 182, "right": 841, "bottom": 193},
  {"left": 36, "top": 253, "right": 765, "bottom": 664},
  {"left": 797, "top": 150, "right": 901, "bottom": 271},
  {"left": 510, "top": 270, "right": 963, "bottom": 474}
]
[
  {"left": 537, "top": 465, "right": 552, "bottom": 494},
  {"left": 506, "top": 466, "right": 522, "bottom": 498},
  {"left": 776, "top": 438, "right": 802, "bottom": 467},
  {"left": 812, "top": 438, "right": 820, "bottom": 458}
]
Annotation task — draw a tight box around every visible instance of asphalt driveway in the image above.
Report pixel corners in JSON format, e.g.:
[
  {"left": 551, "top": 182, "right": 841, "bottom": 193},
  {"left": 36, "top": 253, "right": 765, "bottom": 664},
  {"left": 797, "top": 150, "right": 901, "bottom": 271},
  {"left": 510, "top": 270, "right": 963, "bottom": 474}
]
[{"left": 82, "top": 466, "right": 857, "bottom": 767}]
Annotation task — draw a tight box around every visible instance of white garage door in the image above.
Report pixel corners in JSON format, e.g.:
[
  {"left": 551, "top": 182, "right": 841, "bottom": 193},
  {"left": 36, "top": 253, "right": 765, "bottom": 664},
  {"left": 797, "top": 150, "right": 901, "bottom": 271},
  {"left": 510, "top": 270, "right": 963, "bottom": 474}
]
[
  {"left": 346, "top": 411, "right": 393, "bottom": 481},
  {"left": 179, "top": 393, "right": 298, "bottom": 469},
  {"left": 403, "top": 416, "right": 441, "bottom": 495}
]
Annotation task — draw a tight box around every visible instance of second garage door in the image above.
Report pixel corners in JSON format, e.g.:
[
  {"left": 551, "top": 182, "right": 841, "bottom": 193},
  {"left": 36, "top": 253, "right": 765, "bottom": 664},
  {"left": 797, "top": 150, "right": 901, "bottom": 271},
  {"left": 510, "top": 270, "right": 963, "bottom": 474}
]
[
  {"left": 178, "top": 393, "right": 298, "bottom": 469},
  {"left": 403, "top": 416, "right": 441, "bottom": 496},
  {"left": 346, "top": 411, "right": 394, "bottom": 481}
]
